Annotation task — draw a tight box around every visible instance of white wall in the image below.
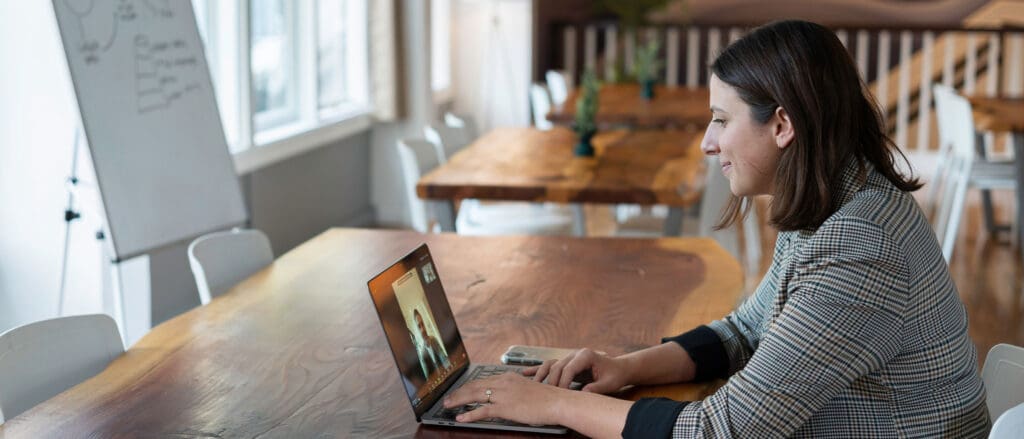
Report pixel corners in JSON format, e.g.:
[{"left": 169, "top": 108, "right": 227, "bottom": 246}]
[
  {"left": 451, "top": 0, "right": 532, "bottom": 132},
  {"left": 0, "top": 1, "right": 110, "bottom": 333}
]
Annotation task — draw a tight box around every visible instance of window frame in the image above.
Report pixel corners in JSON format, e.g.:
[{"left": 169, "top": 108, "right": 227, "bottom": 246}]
[{"left": 192, "top": 0, "right": 372, "bottom": 173}]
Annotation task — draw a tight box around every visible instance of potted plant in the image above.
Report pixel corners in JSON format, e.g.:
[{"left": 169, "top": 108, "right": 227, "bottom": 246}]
[
  {"left": 595, "top": 0, "right": 676, "bottom": 30},
  {"left": 573, "top": 70, "right": 600, "bottom": 157},
  {"left": 634, "top": 39, "right": 661, "bottom": 100}
]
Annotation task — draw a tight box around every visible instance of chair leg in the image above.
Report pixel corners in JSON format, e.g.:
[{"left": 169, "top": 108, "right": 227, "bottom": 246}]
[
  {"left": 1011, "top": 132, "right": 1019, "bottom": 257},
  {"left": 663, "top": 207, "right": 684, "bottom": 236},
  {"left": 981, "top": 189, "right": 999, "bottom": 235},
  {"left": 571, "top": 204, "right": 586, "bottom": 236}
]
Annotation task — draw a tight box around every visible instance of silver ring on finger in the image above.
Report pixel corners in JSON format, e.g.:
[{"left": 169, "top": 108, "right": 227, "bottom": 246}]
[{"left": 485, "top": 388, "right": 493, "bottom": 404}]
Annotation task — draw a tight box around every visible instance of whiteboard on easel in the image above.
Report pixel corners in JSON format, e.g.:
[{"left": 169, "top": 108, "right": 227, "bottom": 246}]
[{"left": 52, "top": 0, "right": 247, "bottom": 261}]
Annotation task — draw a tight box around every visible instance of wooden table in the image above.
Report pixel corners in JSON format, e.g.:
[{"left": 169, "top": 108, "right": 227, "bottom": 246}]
[
  {"left": 0, "top": 228, "right": 743, "bottom": 438},
  {"left": 969, "top": 95, "right": 1024, "bottom": 259},
  {"left": 547, "top": 83, "right": 710, "bottom": 129},
  {"left": 417, "top": 127, "right": 707, "bottom": 236}
]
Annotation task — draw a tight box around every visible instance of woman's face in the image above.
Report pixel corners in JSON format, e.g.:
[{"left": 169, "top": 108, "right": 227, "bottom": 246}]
[{"left": 701, "top": 74, "right": 791, "bottom": 196}]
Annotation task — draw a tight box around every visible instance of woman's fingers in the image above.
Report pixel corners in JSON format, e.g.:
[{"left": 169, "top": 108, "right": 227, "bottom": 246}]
[
  {"left": 546, "top": 352, "right": 577, "bottom": 387},
  {"left": 443, "top": 378, "right": 488, "bottom": 408},
  {"left": 558, "top": 352, "right": 591, "bottom": 388},
  {"left": 455, "top": 403, "right": 495, "bottom": 423},
  {"left": 521, "top": 364, "right": 541, "bottom": 376},
  {"left": 530, "top": 360, "right": 554, "bottom": 382},
  {"left": 561, "top": 347, "right": 598, "bottom": 388}
]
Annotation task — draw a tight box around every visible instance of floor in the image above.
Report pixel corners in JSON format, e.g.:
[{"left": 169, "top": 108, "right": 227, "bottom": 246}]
[{"left": 586, "top": 188, "right": 1024, "bottom": 367}]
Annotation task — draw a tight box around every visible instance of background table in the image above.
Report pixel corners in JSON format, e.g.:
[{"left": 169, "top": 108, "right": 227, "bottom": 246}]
[
  {"left": 969, "top": 95, "right": 1024, "bottom": 260},
  {"left": 417, "top": 127, "right": 707, "bottom": 236},
  {"left": 0, "top": 228, "right": 743, "bottom": 438},
  {"left": 547, "top": 83, "right": 710, "bottom": 129}
]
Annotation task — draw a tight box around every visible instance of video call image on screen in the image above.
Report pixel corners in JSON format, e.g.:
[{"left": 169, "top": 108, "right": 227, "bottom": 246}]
[
  {"left": 394, "top": 265, "right": 452, "bottom": 381},
  {"left": 370, "top": 248, "right": 467, "bottom": 410}
]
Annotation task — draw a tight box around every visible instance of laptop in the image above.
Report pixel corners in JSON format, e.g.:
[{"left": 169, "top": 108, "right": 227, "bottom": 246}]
[{"left": 366, "top": 244, "right": 569, "bottom": 434}]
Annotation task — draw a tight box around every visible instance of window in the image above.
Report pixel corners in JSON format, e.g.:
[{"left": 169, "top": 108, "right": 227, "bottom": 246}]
[
  {"left": 317, "top": 0, "right": 368, "bottom": 114},
  {"left": 191, "top": 0, "right": 370, "bottom": 164},
  {"left": 251, "top": 0, "right": 298, "bottom": 130},
  {"left": 318, "top": 0, "right": 348, "bottom": 110},
  {"left": 430, "top": 0, "right": 451, "bottom": 100}
]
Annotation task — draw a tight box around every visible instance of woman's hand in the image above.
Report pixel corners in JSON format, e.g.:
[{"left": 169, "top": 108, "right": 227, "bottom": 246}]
[
  {"left": 525, "top": 348, "right": 632, "bottom": 394},
  {"left": 443, "top": 372, "right": 571, "bottom": 425}
]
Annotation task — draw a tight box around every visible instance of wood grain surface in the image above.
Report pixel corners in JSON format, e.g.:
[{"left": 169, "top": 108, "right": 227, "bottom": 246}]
[
  {"left": 547, "top": 84, "right": 711, "bottom": 129},
  {"left": 0, "top": 229, "right": 742, "bottom": 438},
  {"left": 417, "top": 127, "right": 707, "bottom": 207},
  {"left": 968, "top": 96, "right": 1024, "bottom": 132}
]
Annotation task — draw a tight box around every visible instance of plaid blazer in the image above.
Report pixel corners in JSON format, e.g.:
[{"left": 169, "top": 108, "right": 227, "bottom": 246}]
[{"left": 624, "top": 162, "right": 990, "bottom": 438}]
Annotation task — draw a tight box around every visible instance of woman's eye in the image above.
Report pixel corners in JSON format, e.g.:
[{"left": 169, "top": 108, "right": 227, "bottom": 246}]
[{"left": 711, "top": 118, "right": 726, "bottom": 125}]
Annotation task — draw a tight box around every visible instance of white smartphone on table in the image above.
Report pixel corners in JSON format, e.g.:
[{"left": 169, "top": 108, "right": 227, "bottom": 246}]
[{"left": 500, "top": 345, "right": 578, "bottom": 366}]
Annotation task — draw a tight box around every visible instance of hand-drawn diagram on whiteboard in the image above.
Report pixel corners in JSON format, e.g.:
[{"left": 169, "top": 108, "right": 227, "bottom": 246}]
[{"left": 62, "top": 0, "right": 201, "bottom": 114}]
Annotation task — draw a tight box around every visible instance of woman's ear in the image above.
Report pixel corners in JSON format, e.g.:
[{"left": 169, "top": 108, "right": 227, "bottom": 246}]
[{"left": 773, "top": 106, "right": 795, "bottom": 149}]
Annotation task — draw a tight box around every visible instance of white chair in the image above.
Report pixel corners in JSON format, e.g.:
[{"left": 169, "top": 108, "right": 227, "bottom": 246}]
[
  {"left": 930, "top": 85, "right": 1016, "bottom": 261},
  {"left": 398, "top": 138, "right": 444, "bottom": 233},
  {"left": 444, "top": 112, "right": 479, "bottom": 141},
  {"left": 545, "top": 70, "right": 573, "bottom": 107},
  {"left": 982, "top": 343, "right": 1024, "bottom": 423},
  {"left": 188, "top": 228, "right": 274, "bottom": 305},
  {"left": 990, "top": 402, "right": 1024, "bottom": 438},
  {"left": 398, "top": 138, "right": 574, "bottom": 236},
  {"left": 0, "top": 314, "right": 123, "bottom": 423},
  {"left": 424, "top": 123, "right": 471, "bottom": 164},
  {"left": 529, "top": 83, "right": 554, "bottom": 130}
]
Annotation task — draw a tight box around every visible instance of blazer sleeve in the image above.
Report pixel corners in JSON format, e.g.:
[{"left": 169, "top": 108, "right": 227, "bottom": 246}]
[
  {"left": 668, "top": 217, "right": 909, "bottom": 437},
  {"left": 663, "top": 232, "right": 793, "bottom": 380}
]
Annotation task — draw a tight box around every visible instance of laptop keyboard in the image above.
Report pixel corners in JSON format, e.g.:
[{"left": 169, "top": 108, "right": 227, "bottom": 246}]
[{"left": 431, "top": 366, "right": 521, "bottom": 425}]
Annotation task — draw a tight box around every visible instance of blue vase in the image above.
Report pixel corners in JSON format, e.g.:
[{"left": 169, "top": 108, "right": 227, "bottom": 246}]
[
  {"left": 575, "top": 132, "right": 595, "bottom": 157},
  {"left": 641, "top": 79, "right": 655, "bottom": 100}
]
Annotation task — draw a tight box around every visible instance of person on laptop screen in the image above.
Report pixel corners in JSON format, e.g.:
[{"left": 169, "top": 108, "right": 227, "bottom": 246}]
[
  {"left": 442, "top": 20, "right": 990, "bottom": 438},
  {"left": 412, "top": 308, "right": 450, "bottom": 379}
]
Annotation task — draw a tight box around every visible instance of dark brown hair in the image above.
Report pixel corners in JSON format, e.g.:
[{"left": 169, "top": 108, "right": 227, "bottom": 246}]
[{"left": 711, "top": 20, "right": 921, "bottom": 231}]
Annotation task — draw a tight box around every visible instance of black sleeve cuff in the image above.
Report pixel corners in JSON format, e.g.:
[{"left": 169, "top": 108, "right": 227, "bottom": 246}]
[
  {"left": 622, "top": 398, "right": 690, "bottom": 439},
  {"left": 662, "top": 325, "right": 729, "bottom": 381}
]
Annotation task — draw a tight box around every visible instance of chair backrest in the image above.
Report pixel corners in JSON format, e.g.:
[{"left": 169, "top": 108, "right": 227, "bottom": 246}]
[
  {"left": 0, "top": 314, "right": 123, "bottom": 423},
  {"left": 545, "top": 70, "right": 573, "bottom": 107},
  {"left": 990, "top": 402, "right": 1024, "bottom": 438},
  {"left": 930, "top": 84, "right": 977, "bottom": 262},
  {"left": 397, "top": 138, "right": 442, "bottom": 233},
  {"left": 424, "top": 123, "right": 472, "bottom": 163},
  {"left": 982, "top": 343, "right": 1024, "bottom": 422},
  {"left": 529, "top": 83, "right": 554, "bottom": 130},
  {"left": 188, "top": 228, "right": 274, "bottom": 304},
  {"left": 444, "top": 112, "right": 479, "bottom": 141}
]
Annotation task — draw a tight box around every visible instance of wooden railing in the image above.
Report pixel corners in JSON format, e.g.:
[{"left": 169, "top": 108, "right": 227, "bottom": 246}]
[{"left": 543, "top": 21, "right": 1024, "bottom": 153}]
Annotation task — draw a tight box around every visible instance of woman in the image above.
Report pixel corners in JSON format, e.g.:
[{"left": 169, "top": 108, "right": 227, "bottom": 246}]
[{"left": 444, "top": 20, "right": 990, "bottom": 437}]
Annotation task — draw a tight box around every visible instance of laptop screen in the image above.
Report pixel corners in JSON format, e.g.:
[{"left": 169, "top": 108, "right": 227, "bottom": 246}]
[{"left": 367, "top": 244, "right": 469, "bottom": 416}]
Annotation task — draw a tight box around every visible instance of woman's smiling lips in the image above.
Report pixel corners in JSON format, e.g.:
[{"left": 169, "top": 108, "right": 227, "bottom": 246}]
[{"left": 721, "top": 161, "right": 733, "bottom": 174}]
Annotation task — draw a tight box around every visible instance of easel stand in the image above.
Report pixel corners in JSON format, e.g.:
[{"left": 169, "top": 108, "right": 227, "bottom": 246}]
[{"left": 58, "top": 126, "right": 128, "bottom": 343}]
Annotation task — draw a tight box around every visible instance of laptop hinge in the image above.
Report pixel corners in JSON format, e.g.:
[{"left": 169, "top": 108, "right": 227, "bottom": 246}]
[{"left": 416, "top": 362, "right": 470, "bottom": 419}]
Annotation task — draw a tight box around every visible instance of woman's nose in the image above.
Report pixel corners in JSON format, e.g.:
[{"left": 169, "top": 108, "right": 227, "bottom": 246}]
[{"left": 701, "top": 130, "right": 719, "bottom": 156}]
